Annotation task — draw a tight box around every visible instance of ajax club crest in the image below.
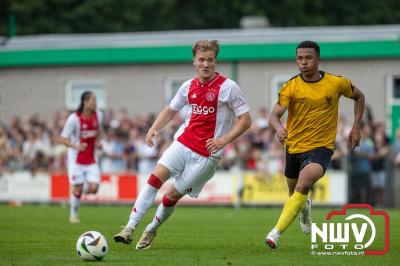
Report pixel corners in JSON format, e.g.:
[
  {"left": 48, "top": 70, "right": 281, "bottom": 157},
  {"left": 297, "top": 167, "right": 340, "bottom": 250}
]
[{"left": 206, "top": 92, "right": 216, "bottom": 102}]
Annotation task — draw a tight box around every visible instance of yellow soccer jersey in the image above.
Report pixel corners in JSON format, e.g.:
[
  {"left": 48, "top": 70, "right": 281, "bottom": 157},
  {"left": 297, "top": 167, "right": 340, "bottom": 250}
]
[{"left": 278, "top": 71, "right": 353, "bottom": 153}]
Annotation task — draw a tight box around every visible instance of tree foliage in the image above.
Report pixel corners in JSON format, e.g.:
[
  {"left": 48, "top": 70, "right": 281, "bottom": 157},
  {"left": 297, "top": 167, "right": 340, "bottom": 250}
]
[{"left": 0, "top": 0, "right": 399, "bottom": 36}]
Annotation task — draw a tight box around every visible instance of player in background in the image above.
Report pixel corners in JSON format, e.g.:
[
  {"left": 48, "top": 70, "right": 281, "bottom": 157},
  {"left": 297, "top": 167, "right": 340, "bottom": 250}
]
[
  {"left": 54, "top": 91, "right": 103, "bottom": 223},
  {"left": 265, "top": 41, "right": 365, "bottom": 248},
  {"left": 113, "top": 40, "right": 252, "bottom": 249}
]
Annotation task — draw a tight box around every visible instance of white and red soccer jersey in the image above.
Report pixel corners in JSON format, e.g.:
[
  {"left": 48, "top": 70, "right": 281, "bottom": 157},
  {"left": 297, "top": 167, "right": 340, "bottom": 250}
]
[
  {"left": 171, "top": 73, "right": 250, "bottom": 158},
  {"left": 61, "top": 111, "right": 103, "bottom": 165}
]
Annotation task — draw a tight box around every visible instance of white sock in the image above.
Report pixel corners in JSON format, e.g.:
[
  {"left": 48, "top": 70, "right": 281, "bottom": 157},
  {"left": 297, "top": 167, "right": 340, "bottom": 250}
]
[
  {"left": 272, "top": 228, "right": 281, "bottom": 236},
  {"left": 70, "top": 191, "right": 81, "bottom": 217},
  {"left": 82, "top": 182, "right": 89, "bottom": 194},
  {"left": 126, "top": 184, "right": 158, "bottom": 229},
  {"left": 300, "top": 198, "right": 311, "bottom": 215},
  {"left": 145, "top": 203, "right": 175, "bottom": 233}
]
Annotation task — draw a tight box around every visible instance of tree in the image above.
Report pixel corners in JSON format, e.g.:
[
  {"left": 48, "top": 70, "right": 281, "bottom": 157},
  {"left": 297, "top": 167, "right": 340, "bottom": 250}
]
[{"left": 0, "top": 0, "right": 399, "bottom": 36}]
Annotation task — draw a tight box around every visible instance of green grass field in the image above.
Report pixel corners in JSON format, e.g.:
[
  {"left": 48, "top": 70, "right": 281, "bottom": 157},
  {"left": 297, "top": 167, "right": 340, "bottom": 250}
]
[{"left": 0, "top": 204, "right": 398, "bottom": 266}]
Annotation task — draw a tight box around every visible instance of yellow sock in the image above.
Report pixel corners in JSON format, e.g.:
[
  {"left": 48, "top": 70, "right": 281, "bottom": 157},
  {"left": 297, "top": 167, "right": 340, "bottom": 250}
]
[{"left": 275, "top": 191, "right": 307, "bottom": 233}]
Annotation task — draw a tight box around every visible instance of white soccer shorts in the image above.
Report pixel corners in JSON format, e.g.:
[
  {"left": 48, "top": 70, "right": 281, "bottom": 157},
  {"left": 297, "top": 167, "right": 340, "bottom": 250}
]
[
  {"left": 158, "top": 140, "right": 218, "bottom": 198},
  {"left": 68, "top": 161, "right": 101, "bottom": 185}
]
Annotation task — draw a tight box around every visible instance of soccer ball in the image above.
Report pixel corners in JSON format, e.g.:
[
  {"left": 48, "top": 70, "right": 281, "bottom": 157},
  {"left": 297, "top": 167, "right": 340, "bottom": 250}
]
[{"left": 76, "top": 231, "right": 108, "bottom": 261}]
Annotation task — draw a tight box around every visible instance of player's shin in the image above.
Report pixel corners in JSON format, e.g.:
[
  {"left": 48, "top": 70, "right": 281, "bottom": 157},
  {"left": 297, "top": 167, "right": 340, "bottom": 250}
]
[
  {"left": 126, "top": 174, "right": 163, "bottom": 229},
  {"left": 70, "top": 189, "right": 81, "bottom": 219},
  {"left": 82, "top": 182, "right": 89, "bottom": 194},
  {"left": 145, "top": 195, "right": 177, "bottom": 232},
  {"left": 274, "top": 191, "right": 307, "bottom": 233}
]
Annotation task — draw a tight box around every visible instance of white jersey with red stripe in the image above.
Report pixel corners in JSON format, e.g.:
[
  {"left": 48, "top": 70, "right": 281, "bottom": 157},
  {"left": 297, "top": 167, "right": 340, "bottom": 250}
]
[
  {"left": 171, "top": 73, "right": 250, "bottom": 159},
  {"left": 61, "top": 110, "right": 103, "bottom": 165}
]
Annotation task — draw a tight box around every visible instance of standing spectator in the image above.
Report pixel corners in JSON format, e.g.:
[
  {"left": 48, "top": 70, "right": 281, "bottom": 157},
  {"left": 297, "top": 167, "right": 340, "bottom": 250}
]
[
  {"left": 100, "top": 128, "right": 127, "bottom": 173},
  {"left": 350, "top": 124, "right": 374, "bottom": 204},
  {"left": 393, "top": 128, "right": 400, "bottom": 167},
  {"left": 362, "top": 105, "right": 376, "bottom": 128},
  {"left": 135, "top": 132, "right": 158, "bottom": 174},
  {"left": 371, "top": 129, "right": 390, "bottom": 206},
  {"left": 255, "top": 107, "right": 269, "bottom": 129},
  {"left": 48, "top": 129, "right": 68, "bottom": 173},
  {"left": 22, "top": 131, "right": 41, "bottom": 169},
  {"left": 0, "top": 125, "right": 11, "bottom": 173},
  {"left": 264, "top": 139, "right": 285, "bottom": 176},
  {"left": 331, "top": 115, "right": 352, "bottom": 169},
  {"left": 7, "top": 127, "right": 25, "bottom": 171},
  {"left": 125, "top": 127, "right": 140, "bottom": 171}
]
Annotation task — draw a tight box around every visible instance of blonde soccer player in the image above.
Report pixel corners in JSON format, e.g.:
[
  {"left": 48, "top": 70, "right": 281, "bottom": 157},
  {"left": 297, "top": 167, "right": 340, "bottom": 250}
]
[{"left": 113, "top": 40, "right": 252, "bottom": 249}]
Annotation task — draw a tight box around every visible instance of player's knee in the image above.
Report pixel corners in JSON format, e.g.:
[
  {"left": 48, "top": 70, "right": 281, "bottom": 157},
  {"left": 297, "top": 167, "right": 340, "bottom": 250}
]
[
  {"left": 164, "top": 187, "right": 183, "bottom": 202},
  {"left": 152, "top": 164, "right": 170, "bottom": 182},
  {"left": 88, "top": 184, "right": 99, "bottom": 194},
  {"left": 147, "top": 174, "right": 164, "bottom": 189},
  {"left": 72, "top": 188, "right": 83, "bottom": 198},
  {"left": 162, "top": 194, "right": 178, "bottom": 207}
]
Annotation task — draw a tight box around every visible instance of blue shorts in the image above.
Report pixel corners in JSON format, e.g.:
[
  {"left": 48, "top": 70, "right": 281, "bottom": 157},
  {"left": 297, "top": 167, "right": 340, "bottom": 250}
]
[{"left": 285, "top": 147, "right": 333, "bottom": 179}]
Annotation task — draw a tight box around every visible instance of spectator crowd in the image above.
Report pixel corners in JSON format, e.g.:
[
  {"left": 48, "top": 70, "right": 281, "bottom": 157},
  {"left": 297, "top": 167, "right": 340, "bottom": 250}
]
[{"left": 0, "top": 106, "right": 396, "bottom": 206}]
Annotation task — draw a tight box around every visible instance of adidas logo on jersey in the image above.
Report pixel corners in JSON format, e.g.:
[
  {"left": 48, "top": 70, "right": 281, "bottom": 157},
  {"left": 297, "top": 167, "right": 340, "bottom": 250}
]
[{"left": 191, "top": 93, "right": 197, "bottom": 99}]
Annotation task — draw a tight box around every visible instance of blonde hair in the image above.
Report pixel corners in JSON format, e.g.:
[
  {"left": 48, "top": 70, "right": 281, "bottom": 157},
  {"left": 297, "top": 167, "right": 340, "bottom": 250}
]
[{"left": 192, "top": 40, "right": 219, "bottom": 58}]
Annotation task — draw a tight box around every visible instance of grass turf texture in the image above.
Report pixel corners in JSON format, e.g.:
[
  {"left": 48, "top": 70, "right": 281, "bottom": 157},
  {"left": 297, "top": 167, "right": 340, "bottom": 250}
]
[{"left": 0, "top": 205, "right": 398, "bottom": 265}]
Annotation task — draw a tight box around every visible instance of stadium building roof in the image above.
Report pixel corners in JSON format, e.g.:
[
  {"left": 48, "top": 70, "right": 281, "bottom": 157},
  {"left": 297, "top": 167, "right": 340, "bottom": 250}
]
[{"left": 0, "top": 24, "right": 400, "bottom": 67}]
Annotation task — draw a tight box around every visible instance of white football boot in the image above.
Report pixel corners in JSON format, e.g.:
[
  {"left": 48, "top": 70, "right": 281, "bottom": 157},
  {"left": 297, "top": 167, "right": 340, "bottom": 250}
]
[
  {"left": 265, "top": 229, "right": 281, "bottom": 249},
  {"left": 299, "top": 198, "right": 312, "bottom": 234}
]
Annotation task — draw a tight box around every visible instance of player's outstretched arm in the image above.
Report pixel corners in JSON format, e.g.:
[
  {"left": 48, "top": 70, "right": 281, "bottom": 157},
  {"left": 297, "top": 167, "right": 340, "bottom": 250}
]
[
  {"left": 348, "top": 86, "right": 365, "bottom": 149},
  {"left": 145, "top": 106, "right": 177, "bottom": 147},
  {"left": 206, "top": 112, "right": 252, "bottom": 153},
  {"left": 269, "top": 104, "right": 288, "bottom": 144}
]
